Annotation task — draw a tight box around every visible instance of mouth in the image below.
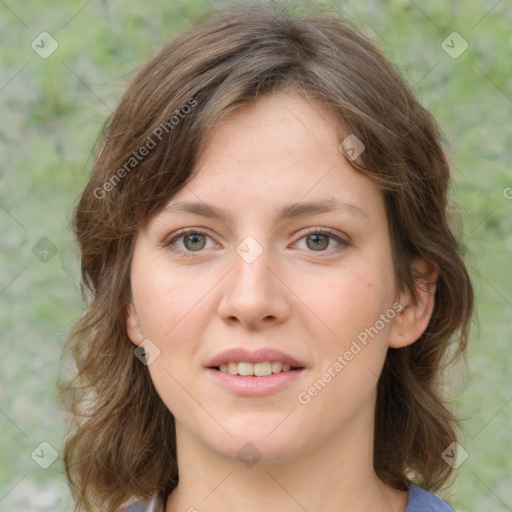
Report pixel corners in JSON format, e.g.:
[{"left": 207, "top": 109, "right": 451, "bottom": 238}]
[
  {"left": 205, "top": 348, "right": 306, "bottom": 395},
  {"left": 210, "top": 361, "right": 303, "bottom": 377},
  {"left": 206, "top": 364, "right": 305, "bottom": 396}
]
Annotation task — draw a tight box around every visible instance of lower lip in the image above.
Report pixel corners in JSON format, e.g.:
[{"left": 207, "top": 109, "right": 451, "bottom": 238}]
[{"left": 205, "top": 368, "right": 305, "bottom": 396}]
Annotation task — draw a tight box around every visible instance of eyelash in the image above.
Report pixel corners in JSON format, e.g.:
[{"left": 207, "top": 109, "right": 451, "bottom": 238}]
[{"left": 164, "top": 227, "right": 349, "bottom": 259}]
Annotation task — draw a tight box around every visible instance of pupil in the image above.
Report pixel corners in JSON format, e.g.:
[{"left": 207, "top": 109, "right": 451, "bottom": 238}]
[
  {"left": 308, "top": 234, "right": 328, "bottom": 251},
  {"left": 186, "top": 234, "right": 205, "bottom": 251}
]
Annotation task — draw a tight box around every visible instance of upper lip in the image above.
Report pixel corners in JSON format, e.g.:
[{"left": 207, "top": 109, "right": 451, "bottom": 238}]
[{"left": 206, "top": 348, "right": 306, "bottom": 369}]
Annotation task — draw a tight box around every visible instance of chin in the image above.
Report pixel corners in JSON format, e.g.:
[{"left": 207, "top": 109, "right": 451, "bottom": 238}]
[{"left": 197, "top": 417, "right": 310, "bottom": 466}]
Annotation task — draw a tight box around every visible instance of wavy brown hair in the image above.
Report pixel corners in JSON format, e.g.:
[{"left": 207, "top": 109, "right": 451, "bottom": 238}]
[{"left": 60, "top": 4, "right": 474, "bottom": 511}]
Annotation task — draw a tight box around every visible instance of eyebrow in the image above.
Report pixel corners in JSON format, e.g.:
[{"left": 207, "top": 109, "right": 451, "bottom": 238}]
[{"left": 161, "top": 197, "right": 369, "bottom": 225}]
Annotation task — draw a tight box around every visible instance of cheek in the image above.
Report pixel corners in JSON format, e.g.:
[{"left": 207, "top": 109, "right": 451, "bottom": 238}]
[
  {"left": 130, "top": 255, "right": 220, "bottom": 401},
  {"left": 305, "top": 266, "right": 395, "bottom": 344},
  {"left": 131, "top": 256, "right": 215, "bottom": 341},
  {"left": 132, "top": 263, "right": 208, "bottom": 418},
  {"left": 294, "top": 270, "right": 394, "bottom": 424}
]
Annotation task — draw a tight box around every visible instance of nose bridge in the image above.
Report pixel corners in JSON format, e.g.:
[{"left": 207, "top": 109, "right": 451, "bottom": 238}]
[
  {"left": 232, "top": 235, "right": 276, "bottom": 302},
  {"left": 218, "top": 235, "right": 289, "bottom": 326},
  {"left": 235, "top": 245, "right": 270, "bottom": 291}
]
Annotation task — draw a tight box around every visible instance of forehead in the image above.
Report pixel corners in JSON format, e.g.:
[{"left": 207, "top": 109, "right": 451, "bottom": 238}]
[
  {"left": 195, "top": 91, "right": 339, "bottom": 173},
  {"left": 161, "top": 91, "right": 385, "bottom": 225}
]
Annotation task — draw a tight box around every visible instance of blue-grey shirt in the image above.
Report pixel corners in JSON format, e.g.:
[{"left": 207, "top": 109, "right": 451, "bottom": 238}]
[
  {"left": 122, "top": 483, "right": 455, "bottom": 511},
  {"left": 406, "top": 484, "right": 455, "bottom": 511}
]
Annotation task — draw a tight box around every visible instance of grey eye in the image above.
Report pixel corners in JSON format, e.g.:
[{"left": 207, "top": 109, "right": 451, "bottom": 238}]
[
  {"left": 183, "top": 233, "right": 207, "bottom": 251},
  {"left": 305, "top": 233, "right": 330, "bottom": 251}
]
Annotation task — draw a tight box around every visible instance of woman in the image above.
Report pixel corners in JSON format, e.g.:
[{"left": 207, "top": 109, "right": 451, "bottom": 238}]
[{"left": 60, "top": 6, "right": 473, "bottom": 511}]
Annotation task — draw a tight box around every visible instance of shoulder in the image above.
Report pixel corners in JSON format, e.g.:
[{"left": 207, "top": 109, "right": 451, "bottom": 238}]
[
  {"left": 405, "top": 484, "right": 455, "bottom": 512},
  {"left": 119, "top": 491, "right": 165, "bottom": 512}
]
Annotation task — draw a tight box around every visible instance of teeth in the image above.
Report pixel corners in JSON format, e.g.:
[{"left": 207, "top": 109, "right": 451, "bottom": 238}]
[
  {"left": 254, "top": 362, "right": 271, "bottom": 376},
  {"left": 217, "top": 361, "right": 296, "bottom": 376},
  {"left": 271, "top": 361, "right": 282, "bottom": 373},
  {"left": 238, "top": 362, "right": 254, "bottom": 376}
]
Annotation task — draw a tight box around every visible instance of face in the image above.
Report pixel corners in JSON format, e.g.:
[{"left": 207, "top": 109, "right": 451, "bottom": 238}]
[{"left": 126, "top": 91, "right": 406, "bottom": 464}]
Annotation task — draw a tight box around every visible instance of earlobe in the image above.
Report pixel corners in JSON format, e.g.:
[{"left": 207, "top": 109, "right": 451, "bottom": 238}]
[
  {"left": 389, "top": 259, "right": 439, "bottom": 349},
  {"left": 126, "top": 303, "right": 144, "bottom": 346}
]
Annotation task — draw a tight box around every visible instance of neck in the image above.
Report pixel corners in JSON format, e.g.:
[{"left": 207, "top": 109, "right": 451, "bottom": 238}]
[{"left": 165, "top": 420, "right": 408, "bottom": 512}]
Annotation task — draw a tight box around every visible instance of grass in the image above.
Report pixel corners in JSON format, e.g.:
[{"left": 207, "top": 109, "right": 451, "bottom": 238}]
[{"left": 0, "top": 0, "right": 510, "bottom": 510}]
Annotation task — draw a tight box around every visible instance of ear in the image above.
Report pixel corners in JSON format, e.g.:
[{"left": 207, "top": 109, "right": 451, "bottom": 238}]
[
  {"left": 389, "top": 259, "right": 439, "bottom": 349},
  {"left": 126, "top": 303, "right": 144, "bottom": 346}
]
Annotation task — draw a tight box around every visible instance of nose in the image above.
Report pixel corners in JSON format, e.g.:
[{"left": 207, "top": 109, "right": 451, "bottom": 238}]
[{"left": 217, "top": 242, "right": 290, "bottom": 329}]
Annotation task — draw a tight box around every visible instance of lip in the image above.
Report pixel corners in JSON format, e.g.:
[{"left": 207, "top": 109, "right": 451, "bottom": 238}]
[
  {"left": 205, "top": 347, "right": 307, "bottom": 369},
  {"left": 205, "top": 347, "right": 307, "bottom": 396},
  {"left": 205, "top": 367, "right": 306, "bottom": 396}
]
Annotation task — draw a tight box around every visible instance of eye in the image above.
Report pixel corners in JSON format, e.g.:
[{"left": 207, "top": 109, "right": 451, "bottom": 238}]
[
  {"left": 165, "top": 229, "right": 217, "bottom": 257},
  {"left": 164, "top": 227, "right": 349, "bottom": 258},
  {"left": 294, "top": 228, "right": 349, "bottom": 253}
]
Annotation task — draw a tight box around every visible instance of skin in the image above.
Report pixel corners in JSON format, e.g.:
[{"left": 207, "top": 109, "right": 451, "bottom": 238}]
[{"left": 126, "top": 91, "right": 437, "bottom": 512}]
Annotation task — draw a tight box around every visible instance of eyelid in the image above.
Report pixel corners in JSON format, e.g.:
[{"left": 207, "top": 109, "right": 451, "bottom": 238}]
[
  {"left": 162, "top": 226, "right": 350, "bottom": 258},
  {"left": 295, "top": 226, "right": 348, "bottom": 243},
  {"left": 292, "top": 227, "right": 350, "bottom": 251},
  {"left": 162, "top": 228, "right": 219, "bottom": 258}
]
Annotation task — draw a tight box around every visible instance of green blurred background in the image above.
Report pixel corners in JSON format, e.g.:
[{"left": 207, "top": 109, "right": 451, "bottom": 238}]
[{"left": 0, "top": 0, "right": 510, "bottom": 510}]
